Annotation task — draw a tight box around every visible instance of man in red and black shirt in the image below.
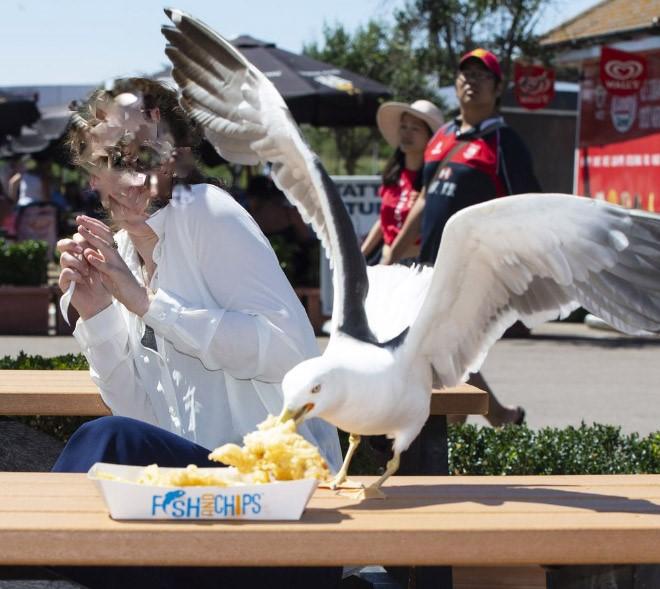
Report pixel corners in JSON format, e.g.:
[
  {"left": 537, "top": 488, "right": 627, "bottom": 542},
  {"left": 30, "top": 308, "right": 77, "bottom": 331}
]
[
  {"left": 419, "top": 111, "right": 540, "bottom": 263},
  {"left": 388, "top": 48, "right": 540, "bottom": 427},
  {"left": 388, "top": 48, "right": 541, "bottom": 265}
]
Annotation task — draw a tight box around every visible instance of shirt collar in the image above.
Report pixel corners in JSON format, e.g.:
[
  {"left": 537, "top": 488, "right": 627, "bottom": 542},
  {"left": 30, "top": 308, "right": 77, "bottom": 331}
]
[
  {"left": 145, "top": 203, "right": 168, "bottom": 239},
  {"left": 453, "top": 115, "right": 504, "bottom": 139}
]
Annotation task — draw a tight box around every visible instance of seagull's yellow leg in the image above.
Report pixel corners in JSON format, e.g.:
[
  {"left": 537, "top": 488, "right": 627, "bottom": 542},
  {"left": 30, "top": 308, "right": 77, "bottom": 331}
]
[
  {"left": 320, "top": 433, "right": 364, "bottom": 490},
  {"left": 362, "top": 452, "right": 401, "bottom": 499}
]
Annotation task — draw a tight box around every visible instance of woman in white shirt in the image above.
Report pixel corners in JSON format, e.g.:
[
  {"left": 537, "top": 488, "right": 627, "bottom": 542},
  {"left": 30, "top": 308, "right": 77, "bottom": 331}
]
[{"left": 53, "top": 78, "right": 342, "bottom": 589}]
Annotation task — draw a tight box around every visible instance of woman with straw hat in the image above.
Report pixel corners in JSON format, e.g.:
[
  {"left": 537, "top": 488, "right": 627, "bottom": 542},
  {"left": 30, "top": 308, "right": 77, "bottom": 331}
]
[{"left": 361, "top": 99, "right": 443, "bottom": 264}]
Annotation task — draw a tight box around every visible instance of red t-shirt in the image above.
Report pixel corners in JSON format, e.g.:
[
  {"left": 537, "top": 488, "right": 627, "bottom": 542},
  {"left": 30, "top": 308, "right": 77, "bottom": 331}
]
[{"left": 379, "top": 168, "right": 419, "bottom": 245}]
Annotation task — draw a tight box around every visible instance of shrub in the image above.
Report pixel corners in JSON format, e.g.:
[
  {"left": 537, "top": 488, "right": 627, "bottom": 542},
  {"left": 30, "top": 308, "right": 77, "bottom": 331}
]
[
  {"left": 448, "top": 422, "right": 660, "bottom": 475},
  {"left": 0, "top": 238, "right": 49, "bottom": 286},
  {"left": 341, "top": 423, "right": 660, "bottom": 476},
  {"left": 0, "top": 351, "right": 88, "bottom": 370}
]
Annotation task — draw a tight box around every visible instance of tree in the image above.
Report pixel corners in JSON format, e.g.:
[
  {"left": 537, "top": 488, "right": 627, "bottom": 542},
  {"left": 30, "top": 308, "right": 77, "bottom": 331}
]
[
  {"left": 303, "top": 20, "right": 442, "bottom": 174},
  {"left": 301, "top": 0, "right": 558, "bottom": 173},
  {"left": 395, "top": 0, "right": 558, "bottom": 88}
]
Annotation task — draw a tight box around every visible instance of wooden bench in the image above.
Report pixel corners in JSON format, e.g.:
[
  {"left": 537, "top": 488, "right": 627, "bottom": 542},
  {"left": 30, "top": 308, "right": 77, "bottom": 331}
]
[
  {"left": 0, "top": 370, "right": 488, "bottom": 418},
  {"left": 0, "top": 370, "right": 487, "bottom": 587},
  {"left": 1, "top": 473, "right": 659, "bottom": 588}
]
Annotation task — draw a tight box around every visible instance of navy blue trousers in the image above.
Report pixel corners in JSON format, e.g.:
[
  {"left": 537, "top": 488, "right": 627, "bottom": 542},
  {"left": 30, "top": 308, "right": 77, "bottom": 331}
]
[{"left": 51, "top": 416, "right": 341, "bottom": 589}]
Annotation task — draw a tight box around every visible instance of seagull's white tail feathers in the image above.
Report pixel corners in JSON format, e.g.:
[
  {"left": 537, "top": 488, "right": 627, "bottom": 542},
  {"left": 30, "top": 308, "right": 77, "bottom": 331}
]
[{"left": 365, "top": 264, "right": 434, "bottom": 342}]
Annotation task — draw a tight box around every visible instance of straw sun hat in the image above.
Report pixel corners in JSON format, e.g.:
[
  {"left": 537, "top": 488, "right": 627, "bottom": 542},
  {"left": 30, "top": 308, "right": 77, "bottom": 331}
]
[{"left": 376, "top": 99, "right": 444, "bottom": 148}]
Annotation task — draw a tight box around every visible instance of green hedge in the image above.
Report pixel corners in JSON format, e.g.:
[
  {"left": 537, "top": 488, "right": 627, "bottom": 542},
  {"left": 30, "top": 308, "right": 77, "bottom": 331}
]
[
  {"left": 0, "top": 239, "right": 49, "bottom": 286},
  {"left": 448, "top": 422, "right": 660, "bottom": 475},
  {"left": 0, "top": 351, "right": 88, "bottom": 370},
  {"left": 3, "top": 353, "right": 660, "bottom": 475}
]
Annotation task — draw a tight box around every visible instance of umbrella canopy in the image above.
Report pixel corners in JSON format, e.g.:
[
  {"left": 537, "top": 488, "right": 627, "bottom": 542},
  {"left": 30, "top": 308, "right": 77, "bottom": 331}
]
[
  {"left": 0, "top": 104, "right": 73, "bottom": 164},
  {"left": 0, "top": 91, "right": 40, "bottom": 141},
  {"left": 230, "top": 35, "right": 391, "bottom": 126}
]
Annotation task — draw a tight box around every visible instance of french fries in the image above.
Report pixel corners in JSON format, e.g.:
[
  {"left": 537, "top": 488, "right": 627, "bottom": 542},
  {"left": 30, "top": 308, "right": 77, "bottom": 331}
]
[
  {"left": 95, "top": 415, "right": 329, "bottom": 487},
  {"left": 209, "top": 415, "right": 330, "bottom": 482}
]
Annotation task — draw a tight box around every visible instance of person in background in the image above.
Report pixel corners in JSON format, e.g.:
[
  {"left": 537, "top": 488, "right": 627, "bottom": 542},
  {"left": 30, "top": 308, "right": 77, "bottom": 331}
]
[
  {"left": 361, "top": 99, "right": 443, "bottom": 264},
  {"left": 0, "top": 178, "right": 10, "bottom": 230},
  {"left": 388, "top": 49, "right": 542, "bottom": 426},
  {"left": 245, "top": 174, "right": 317, "bottom": 285},
  {"left": 8, "top": 156, "right": 52, "bottom": 207}
]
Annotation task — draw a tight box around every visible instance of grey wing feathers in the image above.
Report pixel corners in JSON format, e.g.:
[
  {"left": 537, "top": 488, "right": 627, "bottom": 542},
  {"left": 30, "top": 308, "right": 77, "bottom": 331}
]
[
  {"left": 162, "top": 9, "right": 374, "bottom": 340},
  {"left": 404, "top": 194, "right": 660, "bottom": 388}
]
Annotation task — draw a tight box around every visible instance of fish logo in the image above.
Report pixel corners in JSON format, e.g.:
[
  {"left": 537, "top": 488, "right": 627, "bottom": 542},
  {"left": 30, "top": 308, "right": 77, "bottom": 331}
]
[{"left": 162, "top": 489, "right": 186, "bottom": 510}]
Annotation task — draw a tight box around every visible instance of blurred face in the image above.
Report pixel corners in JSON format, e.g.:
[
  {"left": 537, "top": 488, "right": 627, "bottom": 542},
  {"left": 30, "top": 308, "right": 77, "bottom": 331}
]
[
  {"left": 456, "top": 59, "right": 501, "bottom": 112},
  {"left": 398, "top": 112, "right": 432, "bottom": 155},
  {"left": 79, "top": 92, "right": 177, "bottom": 226}
]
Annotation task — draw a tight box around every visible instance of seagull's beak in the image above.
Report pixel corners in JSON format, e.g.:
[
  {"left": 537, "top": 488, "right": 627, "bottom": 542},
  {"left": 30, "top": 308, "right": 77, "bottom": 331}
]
[{"left": 278, "top": 403, "right": 315, "bottom": 426}]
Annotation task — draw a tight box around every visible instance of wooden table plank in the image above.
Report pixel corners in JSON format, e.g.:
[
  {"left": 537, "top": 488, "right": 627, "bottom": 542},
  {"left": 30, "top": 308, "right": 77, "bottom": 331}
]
[
  {"left": 0, "top": 474, "right": 659, "bottom": 567},
  {"left": 0, "top": 371, "right": 487, "bottom": 416}
]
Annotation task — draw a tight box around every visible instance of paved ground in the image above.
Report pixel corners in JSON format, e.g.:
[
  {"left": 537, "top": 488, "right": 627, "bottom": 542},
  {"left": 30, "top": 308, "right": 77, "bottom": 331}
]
[{"left": 2, "top": 321, "right": 659, "bottom": 435}]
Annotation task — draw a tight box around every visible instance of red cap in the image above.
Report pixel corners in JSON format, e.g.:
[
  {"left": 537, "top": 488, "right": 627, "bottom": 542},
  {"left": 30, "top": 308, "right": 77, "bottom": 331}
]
[{"left": 459, "top": 48, "right": 502, "bottom": 80}]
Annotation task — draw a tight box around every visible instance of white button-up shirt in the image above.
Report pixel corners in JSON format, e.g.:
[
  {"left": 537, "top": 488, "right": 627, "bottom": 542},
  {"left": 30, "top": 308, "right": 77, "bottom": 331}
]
[{"left": 73, "top": 183, "right": 342, "bottom": 471}]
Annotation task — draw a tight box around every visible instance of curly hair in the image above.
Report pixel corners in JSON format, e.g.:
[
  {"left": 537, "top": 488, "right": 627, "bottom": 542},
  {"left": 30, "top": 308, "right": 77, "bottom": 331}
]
[{"left": 67, "top": 77, "right": 203, "bottom": 168}]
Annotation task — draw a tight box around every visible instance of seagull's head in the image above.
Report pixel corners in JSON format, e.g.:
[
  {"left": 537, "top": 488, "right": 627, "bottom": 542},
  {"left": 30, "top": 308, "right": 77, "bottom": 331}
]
[{"left": 278, "top": 356, "right": 341, "bottom": 425}]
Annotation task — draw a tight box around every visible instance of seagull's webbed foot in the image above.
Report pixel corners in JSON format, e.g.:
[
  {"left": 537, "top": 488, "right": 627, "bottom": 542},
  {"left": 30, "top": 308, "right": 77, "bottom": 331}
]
[
  {"left": 361, "top": 452, "right": 401, "bottom": 500},
  {"left": 319, "top": 433, "right": 364, "bottom": 490}
]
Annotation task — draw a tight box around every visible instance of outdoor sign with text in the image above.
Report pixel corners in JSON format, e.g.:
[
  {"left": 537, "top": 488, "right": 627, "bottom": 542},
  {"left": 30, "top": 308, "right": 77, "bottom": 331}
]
[
  {"left": 320, "top": 176, "right": 381, "bottom": 316},
  {"left": 575, "top": 47, "right": 660, "bottom": 213}
]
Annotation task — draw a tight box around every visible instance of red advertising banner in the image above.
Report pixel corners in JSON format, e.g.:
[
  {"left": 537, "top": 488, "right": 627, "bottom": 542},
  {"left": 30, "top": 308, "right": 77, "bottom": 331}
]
[
  {"left": 600, "top": 46, "right": 647, "bottom": 96},
  {"left": 514, "top": 63, "right": 555, "bottom": 110},
  {"left": 575, "top": 135, "right": 660, "bottom": 212},
  {"left": 579, "top": 48, "right": 660, "bottom": 147},
  {"left": 576, "top": 47, "right": 660, "bottom": 211}
]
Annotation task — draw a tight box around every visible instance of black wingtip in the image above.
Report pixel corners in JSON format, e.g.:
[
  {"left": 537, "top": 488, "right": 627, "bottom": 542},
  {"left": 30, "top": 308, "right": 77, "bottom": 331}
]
[
  {"left": 161, "top": 26, "right": 181, "bottom": 43},
  {"left": 163, "top": 7, "right": 184, "bottom": 25}
]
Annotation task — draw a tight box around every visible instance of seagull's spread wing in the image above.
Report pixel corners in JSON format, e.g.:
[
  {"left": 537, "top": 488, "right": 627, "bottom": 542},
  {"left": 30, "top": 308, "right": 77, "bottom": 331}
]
[
  {"left": 364, "top": 264, "right": 434, "bottom": 342},
  {"left": 404, "top": 194, "right": 660, "bottom": 388},
  {"left": 161, "top": 9, "right": 374, "bottom": 341}
]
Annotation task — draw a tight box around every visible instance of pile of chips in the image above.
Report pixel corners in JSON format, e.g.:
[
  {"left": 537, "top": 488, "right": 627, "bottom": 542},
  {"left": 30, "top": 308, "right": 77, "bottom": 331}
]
[
  {"left": 95, "top": 415, "right": 329, "bottom": 487},
  {"left": 209, "top": 415, "right": 330, "bottom": 483}
]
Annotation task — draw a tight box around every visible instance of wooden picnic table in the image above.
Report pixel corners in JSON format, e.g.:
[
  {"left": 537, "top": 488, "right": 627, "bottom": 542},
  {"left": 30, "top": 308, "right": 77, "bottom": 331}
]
[
  {"left": 1, "top": 473, "right": 660, "bottom": 568},
  {"left": 0, "top": 370, "right": 488, "bottom": 417}
]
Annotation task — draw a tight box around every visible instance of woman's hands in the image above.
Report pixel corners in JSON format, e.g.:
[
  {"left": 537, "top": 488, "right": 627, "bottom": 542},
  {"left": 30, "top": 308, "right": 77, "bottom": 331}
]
[
  {"left": 58, "top": 216, "right": 152, "bottom": 319},
  {"left": 75, "top": 216, "right": 152, "bottom": 317},
  {"left": 58, "top": 231, "right": 113, "bottom": 320}
]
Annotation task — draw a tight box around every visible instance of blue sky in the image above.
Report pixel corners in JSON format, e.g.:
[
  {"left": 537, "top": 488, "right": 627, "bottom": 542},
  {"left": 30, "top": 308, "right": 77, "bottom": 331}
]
[{"left": 2, "top": 0, "right": 599, "bottom": 86}]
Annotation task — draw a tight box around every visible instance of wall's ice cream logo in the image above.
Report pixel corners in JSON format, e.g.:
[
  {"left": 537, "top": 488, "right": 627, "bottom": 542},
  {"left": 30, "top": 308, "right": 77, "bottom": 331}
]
[
  {"left": 610, "top": 94, "right": 638, "bottom": 133},
  {"left": 152, "top": 489, "right": 263, "bottom": 518},
  {"left": 600, "top": 47, "right": 647, "bottom": 96},
  {"left": 514, "top": 63, "right": 555, "bottom": 110}
]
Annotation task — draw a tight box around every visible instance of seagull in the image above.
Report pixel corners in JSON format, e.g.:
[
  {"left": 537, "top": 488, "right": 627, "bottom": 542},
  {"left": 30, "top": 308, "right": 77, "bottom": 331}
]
[{"left": 162, "top": 9, "right": 660, "bottom": 497}]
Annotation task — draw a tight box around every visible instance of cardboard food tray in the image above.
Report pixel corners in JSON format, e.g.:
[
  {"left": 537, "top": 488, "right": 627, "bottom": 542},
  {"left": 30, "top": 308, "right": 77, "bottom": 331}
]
[{"left": 88, "top": 462, "right": 318, "bottom": 520}]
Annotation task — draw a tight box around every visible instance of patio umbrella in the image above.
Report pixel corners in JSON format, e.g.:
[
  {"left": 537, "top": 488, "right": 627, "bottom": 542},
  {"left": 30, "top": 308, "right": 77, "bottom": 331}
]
[
  {"left": 0, "top": 91, "right": 40, "bottom": 141},
  {"left": 157, "top": 35, "right": 392, "bottom": 127},
  {"left": 0, "top": 104, "right": 73, "bottom": 165},
  {"left": 229, "top": 35, "right": 392, "bottom": 127}
]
